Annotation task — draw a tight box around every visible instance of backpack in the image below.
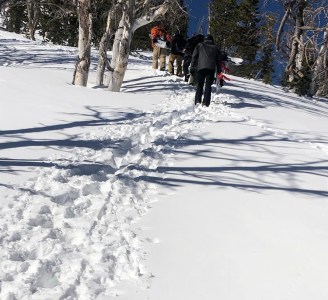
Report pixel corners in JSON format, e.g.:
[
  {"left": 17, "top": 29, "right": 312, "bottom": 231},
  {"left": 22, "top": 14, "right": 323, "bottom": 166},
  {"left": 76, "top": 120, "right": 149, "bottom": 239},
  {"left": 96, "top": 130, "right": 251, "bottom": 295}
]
[
  {"left": 185, "top": 34, "right": 204, "bottom": 54},
  {"left": 220, "top": 51, "right": 228, "bottom": 62}
]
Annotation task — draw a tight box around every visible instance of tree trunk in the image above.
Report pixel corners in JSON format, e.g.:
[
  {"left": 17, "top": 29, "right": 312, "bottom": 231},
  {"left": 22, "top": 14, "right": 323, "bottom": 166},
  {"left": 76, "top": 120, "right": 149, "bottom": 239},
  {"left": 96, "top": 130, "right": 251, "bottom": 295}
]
[
  {"left": 96, "top": 3, "right": 121, "bottom": 86},
  {"left": 96, "top": 18, "right": 112, "bottom": 86},
  {"left": 107, "top": 0, "right": 170, "bottom": 92},
  {"left": 72, "top": 0, "right": 92, "bottom": 87},
  {"left": 285, "top": 0, "right": 307, "bottom": 83},
  {"left": 107, "top": 12, "right": 126, "bottom": 92},
  {"left": 26, "top": 0, "right": 39, "bottom": 41},
  {"left": 315, "top": 29, "right": 328, "bottom": 97},
  {"left": 108, "top": 6, "right": 133, "bottom": 92}
]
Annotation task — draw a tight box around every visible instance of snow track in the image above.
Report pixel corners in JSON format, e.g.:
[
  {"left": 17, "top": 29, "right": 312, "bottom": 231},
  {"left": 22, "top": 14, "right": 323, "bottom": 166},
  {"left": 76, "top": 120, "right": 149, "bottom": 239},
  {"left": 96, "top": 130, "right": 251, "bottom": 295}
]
[
  {"left": 2, "top": 29, "right": 328, "bottom": 300},
  {"left": 227, "top": 104, "right": 328, "bottom": 157},
  {"left": 0, "top": 80, "right": 233, "bottom": 299},
  {"left": 1, "top": 72, "right": 326, "bottom": 298}
]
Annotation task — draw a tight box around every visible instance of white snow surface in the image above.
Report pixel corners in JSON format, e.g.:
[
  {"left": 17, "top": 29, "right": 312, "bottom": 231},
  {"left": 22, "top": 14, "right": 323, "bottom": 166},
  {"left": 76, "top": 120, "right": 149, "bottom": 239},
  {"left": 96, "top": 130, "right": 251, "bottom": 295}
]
[{"left": 1, "top": 29, "right": 328, "bottom": 300}]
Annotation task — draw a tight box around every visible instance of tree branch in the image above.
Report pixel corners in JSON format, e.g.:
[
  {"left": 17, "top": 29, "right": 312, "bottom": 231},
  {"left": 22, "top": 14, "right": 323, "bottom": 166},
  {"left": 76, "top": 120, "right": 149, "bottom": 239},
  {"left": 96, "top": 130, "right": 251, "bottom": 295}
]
[{"left": 275, "top": 8, "right": 291, "bottom": 51}]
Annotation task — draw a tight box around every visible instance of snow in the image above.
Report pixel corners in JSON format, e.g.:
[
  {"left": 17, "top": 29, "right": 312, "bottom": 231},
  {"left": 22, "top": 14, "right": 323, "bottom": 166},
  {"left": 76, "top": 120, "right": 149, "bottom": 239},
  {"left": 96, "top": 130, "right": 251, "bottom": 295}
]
[{"left": 1, "top": 29, "right": 328, "bottom": 300}]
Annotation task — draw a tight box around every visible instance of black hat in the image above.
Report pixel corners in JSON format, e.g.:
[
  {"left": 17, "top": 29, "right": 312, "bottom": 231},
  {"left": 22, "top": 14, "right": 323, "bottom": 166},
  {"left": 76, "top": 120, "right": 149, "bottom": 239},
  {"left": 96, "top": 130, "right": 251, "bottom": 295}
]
[{"left": 205, "top": 34, "right": 214, "bottom": 41}]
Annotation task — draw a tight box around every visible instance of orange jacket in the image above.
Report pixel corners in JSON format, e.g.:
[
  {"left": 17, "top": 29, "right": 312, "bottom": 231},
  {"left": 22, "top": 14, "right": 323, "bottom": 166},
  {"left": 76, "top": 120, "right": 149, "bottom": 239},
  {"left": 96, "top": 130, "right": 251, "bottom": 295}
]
[{"left": 150, "top": 26, "right": 171, "bottom": 48}]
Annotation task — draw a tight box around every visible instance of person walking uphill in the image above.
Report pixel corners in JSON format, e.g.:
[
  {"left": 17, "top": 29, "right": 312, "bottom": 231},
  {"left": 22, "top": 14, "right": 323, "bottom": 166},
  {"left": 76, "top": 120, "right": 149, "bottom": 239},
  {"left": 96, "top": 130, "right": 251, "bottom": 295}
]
[
  {"left": 183, "top": 34, "right": 204, "bottom": 82},
  {"left": 168, "top": 32, "right": 186, "bottom": 76},
  {"left": 190, "top": 34, "right": 224, "bottom": 107},
  {"left": 150, "top": 24, "right": 171, "bottom": 72}
]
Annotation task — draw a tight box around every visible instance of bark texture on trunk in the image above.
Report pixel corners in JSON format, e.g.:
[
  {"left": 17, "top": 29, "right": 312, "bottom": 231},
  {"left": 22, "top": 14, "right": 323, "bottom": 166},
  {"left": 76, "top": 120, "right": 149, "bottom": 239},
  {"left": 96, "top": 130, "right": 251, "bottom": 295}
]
[
  {"left": 73, "top": 0, "right": 92, "bottom": 87},
  {"left": 26, "top": 0, "right": 39, "bottom": 41},
  {"left": 96, "top": 3, "right": 121, "bottom": 86},
  {"left": 107, "top": 0, "right": 169, "bottom": 92}
]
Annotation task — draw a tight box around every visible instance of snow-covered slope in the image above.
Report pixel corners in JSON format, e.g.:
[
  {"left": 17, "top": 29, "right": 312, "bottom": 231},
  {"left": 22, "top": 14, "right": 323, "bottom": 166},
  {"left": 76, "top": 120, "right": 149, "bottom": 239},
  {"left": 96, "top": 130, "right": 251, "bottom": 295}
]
[{"left": 1, "top": 29, "right": 328, "bottom": 300}]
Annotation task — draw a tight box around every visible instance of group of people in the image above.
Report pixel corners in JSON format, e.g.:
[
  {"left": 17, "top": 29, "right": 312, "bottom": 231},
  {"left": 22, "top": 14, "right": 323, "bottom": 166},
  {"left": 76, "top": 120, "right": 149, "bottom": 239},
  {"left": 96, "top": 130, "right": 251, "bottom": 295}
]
[{"left": 150, "top": 23, "right": 228, "bottom": 107}]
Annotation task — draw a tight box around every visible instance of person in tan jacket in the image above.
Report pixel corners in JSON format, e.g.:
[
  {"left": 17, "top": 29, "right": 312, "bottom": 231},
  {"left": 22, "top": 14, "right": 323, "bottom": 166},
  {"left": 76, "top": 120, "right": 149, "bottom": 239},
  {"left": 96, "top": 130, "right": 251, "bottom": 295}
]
[{"left": 150, "top": 24, "right": 171, "bottom": 71}]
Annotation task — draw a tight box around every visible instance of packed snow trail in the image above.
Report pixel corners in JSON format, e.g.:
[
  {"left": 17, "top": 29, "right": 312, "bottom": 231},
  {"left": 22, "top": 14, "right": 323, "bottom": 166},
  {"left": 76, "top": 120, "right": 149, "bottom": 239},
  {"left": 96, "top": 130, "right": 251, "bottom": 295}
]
[
  {"left": 1, "top": 74, "right": 328, "bottom": 299},
  {"left": 1, "top": 30, "right": 328, "bottom": 299},
  {"left": 0, "top": 77, "right": 235, "bottom": 299}
]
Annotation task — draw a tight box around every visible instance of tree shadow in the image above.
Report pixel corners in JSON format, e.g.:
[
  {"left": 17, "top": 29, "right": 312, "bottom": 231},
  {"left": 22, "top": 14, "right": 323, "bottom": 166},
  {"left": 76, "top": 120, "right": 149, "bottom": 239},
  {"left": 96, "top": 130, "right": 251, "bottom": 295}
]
[
  {"left": 223, "top": 79, "right": 328, "bottom": 117},
  {"left": 0, "top": 106, "right": 145, "bottom": 181},
  {"left": 121, "top": 75, "right": 190, "bottom": 94},
  {"left": 126, "top": 131, "right": 328, "bottom": 197},
  {"left": 0, "top": 106, "right": 145, "bottom": 136}
]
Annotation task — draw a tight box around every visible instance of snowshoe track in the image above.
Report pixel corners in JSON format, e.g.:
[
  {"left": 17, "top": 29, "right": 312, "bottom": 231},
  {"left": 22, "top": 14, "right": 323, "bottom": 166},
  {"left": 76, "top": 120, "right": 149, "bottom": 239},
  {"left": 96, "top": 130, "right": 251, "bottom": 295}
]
[
  {"left": 1, "top": 71, "right": 326, "bottom": 299},
  {"left": 0, "top": 79, "right": 232, "bottom": 299}
]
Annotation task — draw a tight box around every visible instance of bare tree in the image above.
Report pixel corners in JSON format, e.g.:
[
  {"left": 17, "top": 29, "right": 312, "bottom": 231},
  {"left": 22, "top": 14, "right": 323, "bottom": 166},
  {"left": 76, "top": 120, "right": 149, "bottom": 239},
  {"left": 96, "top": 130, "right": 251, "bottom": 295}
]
[
  {"left": 276, "top": 0, "right": 307, "bottom": 84},
  {"left": 275, "top": 0, "right": 328, "bottom": 96},
  {"left": 95, "top": 1, "right": 122, "bottom": 86},
  {"left": 72, "top": 0, "right": 92, "bottom": 86},
  {"left": 313, "top": 28, "right": 328, "bottom": 96},
  {"left": 26, "top": 0, "right": 40, "bottom": 40},
  {"left": 108, "top": 0, "right": 177, "bottom": 92},
  {"left": 1, "top": 0, "right": 40, "bottom": 39},
  {"left": 1, "top": 0, "right": 75, "bottom": 40}
]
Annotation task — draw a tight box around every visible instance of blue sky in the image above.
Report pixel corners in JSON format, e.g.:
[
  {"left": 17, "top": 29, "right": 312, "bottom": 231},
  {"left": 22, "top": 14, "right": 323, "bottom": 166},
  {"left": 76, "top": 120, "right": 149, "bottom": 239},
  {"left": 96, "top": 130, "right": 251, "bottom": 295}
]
[
  {"left": 185, "top": 0, "right": 210, "bottom": 36},
  {"left": 185, "top": 0, "right": 282, "bottom": 37}
]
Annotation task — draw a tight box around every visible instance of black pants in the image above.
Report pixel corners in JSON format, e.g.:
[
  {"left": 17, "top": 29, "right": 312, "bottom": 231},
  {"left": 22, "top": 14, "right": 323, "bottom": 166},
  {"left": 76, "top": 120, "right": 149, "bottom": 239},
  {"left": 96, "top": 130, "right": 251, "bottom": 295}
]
[
  {"left": 195, "top": 69, "right": 215, "bottom": 107},
  {"left": 183, "top": 54, "right": 192, "bottom": 78}
]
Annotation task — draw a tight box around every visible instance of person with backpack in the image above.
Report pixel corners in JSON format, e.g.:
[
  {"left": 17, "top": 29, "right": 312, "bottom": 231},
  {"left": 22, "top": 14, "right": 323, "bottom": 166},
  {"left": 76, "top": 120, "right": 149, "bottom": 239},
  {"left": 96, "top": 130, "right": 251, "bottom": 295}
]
[
  {"left": 190, "top": 34, "right": 225, "bottom": 107},
  {"left": 183, "top": 34, "right": 204, "bottom": 82},
  {"left": 150, "top": 23, "right": 171, "bottom": 71},
  {"left": 168, "top": 31, "right": 186, "bottom": 76}
]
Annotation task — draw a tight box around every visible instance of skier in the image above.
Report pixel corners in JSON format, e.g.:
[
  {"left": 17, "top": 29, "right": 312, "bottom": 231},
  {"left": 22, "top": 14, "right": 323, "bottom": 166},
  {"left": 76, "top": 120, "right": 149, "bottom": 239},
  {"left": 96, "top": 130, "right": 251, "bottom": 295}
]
[
  {"left": 168, "top": 31, "right": 186, "bottom": 76},
  {"left": 150, "top": 23, "right": 171, "bottom": 71},
  {"left": 190, "top": 34, "right": 226, "bottom": 107},
  {"left": 183, "top": 34, "right": 204, "bottom": 82}
]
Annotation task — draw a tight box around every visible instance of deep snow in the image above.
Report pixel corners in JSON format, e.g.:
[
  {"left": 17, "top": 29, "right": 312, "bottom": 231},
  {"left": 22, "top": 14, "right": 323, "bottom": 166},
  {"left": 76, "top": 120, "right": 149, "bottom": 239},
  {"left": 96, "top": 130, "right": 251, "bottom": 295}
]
[{"left": 1, "top": 29, "right": 328, "bottom": 300}]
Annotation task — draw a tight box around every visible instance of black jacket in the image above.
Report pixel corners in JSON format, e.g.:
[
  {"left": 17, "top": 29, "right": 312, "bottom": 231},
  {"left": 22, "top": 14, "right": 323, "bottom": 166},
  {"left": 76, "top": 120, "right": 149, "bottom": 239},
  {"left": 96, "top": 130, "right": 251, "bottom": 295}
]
[
  {"left": 191, "top": 40, "right": 223, "bottom": 73},
  {"left": 184, "top": 34, "right": 204, "bottom": 56},
  {"left": 170, "top": 34, "right": 186, "bottom": 56}
]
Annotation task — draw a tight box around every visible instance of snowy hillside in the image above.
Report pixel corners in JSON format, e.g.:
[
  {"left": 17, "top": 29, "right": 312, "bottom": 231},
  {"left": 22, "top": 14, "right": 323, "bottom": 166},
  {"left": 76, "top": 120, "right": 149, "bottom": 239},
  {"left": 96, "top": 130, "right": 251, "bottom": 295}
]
[{"left": 1, "top": 29, "right": 328, "bottom": 300}]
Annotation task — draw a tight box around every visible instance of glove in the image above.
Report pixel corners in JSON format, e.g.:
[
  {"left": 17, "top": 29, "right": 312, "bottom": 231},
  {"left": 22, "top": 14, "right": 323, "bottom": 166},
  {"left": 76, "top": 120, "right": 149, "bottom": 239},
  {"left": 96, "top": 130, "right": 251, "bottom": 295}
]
[
  {"left": 221, "top": 63, "right": 231, "bottom": 73},
  {"left": 152, "top": 38, "right": 158, "bottom": 43},
  {"left": 217, "top": 72, "right": 224, "bottom": 80},
  {"left": 190, "top": 67, "right": 196, "bottom": 75},
  {"left": 217, "top": 72, "right": 231, "bottom": 87}
]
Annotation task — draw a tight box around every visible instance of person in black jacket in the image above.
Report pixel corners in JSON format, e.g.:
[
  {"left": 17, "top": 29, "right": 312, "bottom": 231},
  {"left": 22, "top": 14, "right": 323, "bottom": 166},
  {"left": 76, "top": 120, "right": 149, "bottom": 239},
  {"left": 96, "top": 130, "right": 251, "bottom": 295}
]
[
  {"left": 190, "top": 34, "right": 224, "bottom": 107},
  {"left": 183, "top": 34, "right": 204, "bottom": 82},
  {"left": 168, "top": 32, "right": 186, "bottom": 76}
]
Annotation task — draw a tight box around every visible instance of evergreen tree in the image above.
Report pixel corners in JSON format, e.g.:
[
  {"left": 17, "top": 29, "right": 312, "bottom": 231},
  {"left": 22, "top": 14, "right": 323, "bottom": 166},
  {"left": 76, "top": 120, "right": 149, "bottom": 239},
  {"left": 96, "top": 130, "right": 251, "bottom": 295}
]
[
  {"left": 38, "top": 1, "right": 78, "bottom": 46},
  {"left": 209, "top": 0, "right": 239, "bottom": 52},
  {"left": 91, "top": 0, "right": 113, "bottom": 48},
  {"left": 234, "top": 0, "right": 260, "bottom": 78},
  {"left": 258, "top": 13, "right": 275, "bottom": 84},
  {"left": 209, "top": 0, "right": 262, "bottom": 79},
  {"left": 260, "top": 44, "right": 274, "bottom": 84},
  {"left": 3, "top": 4, "right": 26, "bottom": 34},
  {"left": 131, "top": 24, "right": 154, "bottom": 51}
]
